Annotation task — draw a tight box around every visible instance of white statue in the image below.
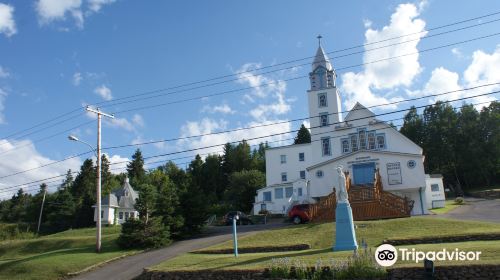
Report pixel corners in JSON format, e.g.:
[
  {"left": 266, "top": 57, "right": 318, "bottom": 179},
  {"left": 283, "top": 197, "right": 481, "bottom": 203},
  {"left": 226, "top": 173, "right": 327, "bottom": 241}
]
[{"left": 336, "top": 166, "right": 349, "bottom": 203}]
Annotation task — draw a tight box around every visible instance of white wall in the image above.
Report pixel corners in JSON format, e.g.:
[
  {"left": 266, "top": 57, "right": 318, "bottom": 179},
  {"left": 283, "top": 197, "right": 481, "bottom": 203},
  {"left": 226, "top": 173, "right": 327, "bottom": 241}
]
[
  {"left": 425, "top": 175, "right": 446, "bottom": 209},
  {"left": 265, "top": 143, "right": 312, "bottom": 186},
  {"left": 253, "top": 180, "right": 309, "bottom": 214},
  {"left": 94, "top": 206, "right": 115, "bottom": 224}
]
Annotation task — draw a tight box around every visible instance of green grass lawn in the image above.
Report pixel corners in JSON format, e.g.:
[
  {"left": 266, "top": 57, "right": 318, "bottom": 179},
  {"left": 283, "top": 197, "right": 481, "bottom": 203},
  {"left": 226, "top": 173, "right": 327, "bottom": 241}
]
[
  {"left": 430, "top": 199, "right": 464, "bottom": 214},
  {"left": 0, "top": 226, "right": 141, "bottom": 280},
  {"left": 151, "top": 217, "right": 500, "bottom": 272}
]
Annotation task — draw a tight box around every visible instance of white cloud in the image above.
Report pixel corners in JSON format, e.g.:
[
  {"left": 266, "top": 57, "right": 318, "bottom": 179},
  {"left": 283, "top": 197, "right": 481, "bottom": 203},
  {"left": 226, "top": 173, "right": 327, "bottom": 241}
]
[
  {"left": 177, "top": 118, "right": 291, "bottom": 156},
  {"left": 104, "top": 153, "right": 129, "bottom": 174},
  {"left": 249, "top": 90, "right": 290, "bottom": 121},
  {"left": 451, "top": 48, "right": 463, "bottom": 59},
  {"left": 0, "top": 3, "right": 16, "bottom": 37},
  {"left": 94, "top": 84, "right": 112, "bottom": 100},
  {"left": 35, "top": 0, "right": 116, "bottom": 29},
  {"left": 201, "top": 103, "right": 235, "bottom": 115},
  {"left": 72, "top": 72, "right": 82, "bottom": 86},
  {"left": 415, "top": 46, "right": 500, "bottom": 108},
  {"left": 236, "top": 63, "right": 286, "bottom": 99},
  {"left": 132, "top": 114, "right": 144, "bottom": 127},
  {"left": 0, "top": 88, "right": 6, "bottom": 124},
  {"left": 363, "top": 19, "right": 372, "bottom": 28},
  {"left": 0, "top": 139, "right": 81, "bottom": 199},
  {"left": 107, "top": 117, "right": 133, "bottom": 131},
  {"left": 36, "top": 0, "right": 84, "bottom": 28},
  {"left": 0, "top": 66, "right": 9, "bottom": 78},
  {"left": 88, "top": 0, "right": 116, "bottom": 13},
  {"left": 341, "top": 3, "right": 427, "bottom": 110}
]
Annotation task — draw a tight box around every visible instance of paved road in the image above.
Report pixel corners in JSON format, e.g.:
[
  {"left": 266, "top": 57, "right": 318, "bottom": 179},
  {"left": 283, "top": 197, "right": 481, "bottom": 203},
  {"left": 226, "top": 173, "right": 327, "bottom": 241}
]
[
  {"left": 438, "top": 197, "right": 500, "bottom": 223},
  {"left": 72, "top": 222, "right": 289, "bottom": 280}
]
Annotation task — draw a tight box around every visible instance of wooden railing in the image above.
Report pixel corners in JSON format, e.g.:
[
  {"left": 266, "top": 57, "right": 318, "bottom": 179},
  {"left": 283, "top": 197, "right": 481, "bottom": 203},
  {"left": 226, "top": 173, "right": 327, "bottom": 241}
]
[{"left": 309, "top": 169, "right": 413, "bottom": 222}]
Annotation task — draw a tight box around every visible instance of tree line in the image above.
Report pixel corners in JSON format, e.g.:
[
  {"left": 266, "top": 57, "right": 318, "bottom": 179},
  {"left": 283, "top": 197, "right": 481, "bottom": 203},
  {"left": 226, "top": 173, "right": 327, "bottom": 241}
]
[
  {"left": 0, "top": 141, "right": 269, "bottom": 241},
  {"left": 400, "top": 101, "right": 499, "bottom": 191}
]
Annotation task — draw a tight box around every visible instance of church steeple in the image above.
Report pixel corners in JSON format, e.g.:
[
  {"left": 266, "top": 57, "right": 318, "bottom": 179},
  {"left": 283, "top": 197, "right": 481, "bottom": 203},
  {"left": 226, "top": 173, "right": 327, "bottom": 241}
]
[{"left": 309, "top": 35, "right": 336, "bottom": 91}]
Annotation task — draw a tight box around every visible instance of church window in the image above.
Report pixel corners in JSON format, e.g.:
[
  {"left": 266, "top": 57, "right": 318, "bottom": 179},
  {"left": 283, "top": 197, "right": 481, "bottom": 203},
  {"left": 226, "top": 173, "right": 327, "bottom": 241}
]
[
  {"left": 119, "top": 212, "right": 123, "bottom": 220},
  {"left": 341, "top": 139, "right": 349, "bottom": 153},
  {"left": 280, "top": 155, "right": 286, "bottom": 164},
  {"left": 359, "top": 129, "right": 367, "bottom": 150},
  {"left": 316, "top": 170, "right": 324, "bottom": 178},
  {"left": 275, "top": 188, "right": 283, "bottom": 199},
  {"left": 299, "top": 152, "right": 305, "bottom": 161},
  {"left": 368, "top": 131, "right": 376, "bottom": 150},
  {"left": 281, "top": 172, "right": 287, "bottom": 182},
  {"left": 298, "top": 188, "right": 303, "bottom": 196},
  {"left": 321, "top": 137, "right": 331, "bottom": 156},
  {"left": 285, "top": 187, "right": 293, "bottom": 198},
  {"left": 318, "top": 93, "right": 327, "bottom": 107},
  {"left": 319, "top": 113, "right": 328, "bottom": 127},
  {"left": 376, "top": 134, "right": 386, "bottom": 149},
  {"left": 350, "top": 134, "right": 358, "bottom": 152},
  {"left": 263, "top": 191, "right": 272, "bottom": 202},
  {"left": 300, "top": 170, "right": 306, "bottom": 179}
]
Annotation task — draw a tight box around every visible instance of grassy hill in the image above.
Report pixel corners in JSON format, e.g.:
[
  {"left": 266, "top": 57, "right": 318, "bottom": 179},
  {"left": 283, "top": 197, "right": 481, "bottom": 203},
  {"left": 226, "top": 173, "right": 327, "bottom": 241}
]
[
  {"left": 0, "top": 226, "right": 140, "bottom": 280},
  {"left": 152, "top": 217, "right": 500, "bottom": 271}
]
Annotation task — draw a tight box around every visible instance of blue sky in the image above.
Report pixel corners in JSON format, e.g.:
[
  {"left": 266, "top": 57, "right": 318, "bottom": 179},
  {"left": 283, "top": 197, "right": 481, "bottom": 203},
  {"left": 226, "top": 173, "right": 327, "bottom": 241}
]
[{"left": 0, "top": 0, "right": 499, "bottom": 197}]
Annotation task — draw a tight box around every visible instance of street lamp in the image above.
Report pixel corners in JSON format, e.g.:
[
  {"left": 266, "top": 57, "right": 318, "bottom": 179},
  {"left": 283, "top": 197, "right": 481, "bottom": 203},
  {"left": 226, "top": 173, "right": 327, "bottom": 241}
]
[
  {"left": 68, "top": 134, "right": 102, "bottom": 253},
  {"left": 232, "top": 214, "right": 239, "bottom": 257}
]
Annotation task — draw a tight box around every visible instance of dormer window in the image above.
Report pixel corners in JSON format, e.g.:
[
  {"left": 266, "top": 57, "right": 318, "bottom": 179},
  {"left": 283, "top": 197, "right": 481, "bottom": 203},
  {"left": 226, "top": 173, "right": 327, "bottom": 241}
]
[{"left": 318, "top": 93, "right": 327, "bottom": 107}]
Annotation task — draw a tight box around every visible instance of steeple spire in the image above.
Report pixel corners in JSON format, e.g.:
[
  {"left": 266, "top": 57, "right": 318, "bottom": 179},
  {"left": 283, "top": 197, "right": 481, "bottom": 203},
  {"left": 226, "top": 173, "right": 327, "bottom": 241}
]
[{"left": 312, "top": 35, "right": 332, "bottom": 72}]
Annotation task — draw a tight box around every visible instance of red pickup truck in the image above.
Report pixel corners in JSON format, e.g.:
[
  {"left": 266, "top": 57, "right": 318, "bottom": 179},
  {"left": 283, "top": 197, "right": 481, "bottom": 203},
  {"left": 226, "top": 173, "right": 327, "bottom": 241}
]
[{"left": 288, "top": 204, "right": 311, "bottom": 224}]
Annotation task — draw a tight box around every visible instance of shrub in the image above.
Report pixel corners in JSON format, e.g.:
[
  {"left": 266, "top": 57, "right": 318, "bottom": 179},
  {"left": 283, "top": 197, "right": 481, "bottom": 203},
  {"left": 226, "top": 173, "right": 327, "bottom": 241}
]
[
  {"left": 454, "top": 196, "right": 465, "bottom": 204},
  {"left": 0, "top": 223, "right": 35, "bottom": 241},
  {"left": 117, "top": 217, "right": 170, "bottom": 249},
  {"left": 258, "top": 210, "right": 269, "bottom": 215}
]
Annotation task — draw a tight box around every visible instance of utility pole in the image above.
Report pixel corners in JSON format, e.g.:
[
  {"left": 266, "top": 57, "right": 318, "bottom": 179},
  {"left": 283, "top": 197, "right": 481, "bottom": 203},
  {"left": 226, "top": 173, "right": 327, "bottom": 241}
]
[
  {"left": 86, "top": 106, "right": 114, "bottom": 253},
  {"left": 36, "top": 186, "right": 47, "bottom": 235}
]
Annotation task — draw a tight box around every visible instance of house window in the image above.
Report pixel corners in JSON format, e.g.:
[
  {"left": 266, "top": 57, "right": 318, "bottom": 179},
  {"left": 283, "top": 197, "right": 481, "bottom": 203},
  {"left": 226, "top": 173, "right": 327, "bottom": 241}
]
[
  {"left": 341, "top": 139, "right": 349, "bottom": 153},
  {"left": 263, "top": 191, "right": 272, "bottom": 202},
  {"left": 431, "top": 184, "right": 440, "bottom": 192},
  {"left": 275, "top": 188, "right": 283, "bottom": 199},
  {"left": 119, "top": 212, "right": 123, "bottom": 220},
  {"left": 316, "top": 170, "right": 324, "bottom": 178},
  {"left": 376, "top": 134, "right": 386, "bottom": 149},
  {"left": 321, "top": 137, "right": 331, "bottom": 156},
  {"left": 261, "top": 204, "right": 267, "bottom": 211},
  {"left": 281, "top": 172, "right": 287, "bottom": 182},
  {"left": 125, "top": 212, "right": 130, "bottom": 220},
  {"left": 130, "top": 212, "right": 135, "bottom": 219},
  {"left": 319, "top": 113, "right": 328, "bottom": 127},
  {"left": 298, "top": 188, "right": 303, "bottom": 196},
  {"left": 368, "top": 131, "right": 376, "bottom": 150},
  {"left": 285, "top": 187, "right": 293, "bottom": 198},
  {"left": 318, "top": 93, "right": 327, "bottom": 107},
  {"left": 299, "top": 152, "right": 305, "bottom": 162},
  {"left": 280, "top": 155, "right": 286, "bottom": 164},
  {"left": 350, "top": 134, "right": 358, "bottom": 152},
  {"left": 359, "top": 129, "right": 367, "bottom": 150},
  {"left": 101, "top": 210, "right": 104, "bottom": 219},
  {"left": 300, "top": 170, "right": 306, "bottom": 179}
]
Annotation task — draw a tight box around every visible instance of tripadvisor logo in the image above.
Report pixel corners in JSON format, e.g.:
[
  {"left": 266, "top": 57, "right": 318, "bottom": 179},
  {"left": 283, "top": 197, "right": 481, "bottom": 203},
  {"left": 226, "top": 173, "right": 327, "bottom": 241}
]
[{"left": 375, "top": 244, "right": 482, "bottom": 267}]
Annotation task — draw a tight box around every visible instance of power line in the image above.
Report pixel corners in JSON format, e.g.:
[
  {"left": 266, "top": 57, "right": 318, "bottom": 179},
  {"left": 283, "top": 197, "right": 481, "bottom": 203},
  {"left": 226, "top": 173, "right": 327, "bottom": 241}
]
[
  {"left": 3, "top": 10, "right": 500, "bottom": 141},
  {"left": 2, "top": 82, "right": 497, "bottom": 180},
  {"left": 0, "top": 95, "right": 495, "bottom": 193}
]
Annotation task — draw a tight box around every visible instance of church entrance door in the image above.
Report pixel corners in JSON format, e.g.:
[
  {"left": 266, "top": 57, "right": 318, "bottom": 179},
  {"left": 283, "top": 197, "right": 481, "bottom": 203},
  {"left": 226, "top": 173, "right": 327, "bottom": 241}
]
[{"left": 352, "top": 163, "right": 375, "bottom": 186}]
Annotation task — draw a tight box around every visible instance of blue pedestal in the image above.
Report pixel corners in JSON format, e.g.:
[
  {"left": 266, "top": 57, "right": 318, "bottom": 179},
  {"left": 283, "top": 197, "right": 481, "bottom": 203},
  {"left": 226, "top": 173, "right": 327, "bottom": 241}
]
[{"left": 333, "top": 202, "right": 358, "bottom": 251}]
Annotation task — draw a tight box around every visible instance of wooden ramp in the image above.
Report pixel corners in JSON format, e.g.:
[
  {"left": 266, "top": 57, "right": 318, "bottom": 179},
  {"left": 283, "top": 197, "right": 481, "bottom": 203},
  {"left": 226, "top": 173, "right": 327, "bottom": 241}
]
[{"left": 308, "top": 169, "right": 414, "bottom": 222}]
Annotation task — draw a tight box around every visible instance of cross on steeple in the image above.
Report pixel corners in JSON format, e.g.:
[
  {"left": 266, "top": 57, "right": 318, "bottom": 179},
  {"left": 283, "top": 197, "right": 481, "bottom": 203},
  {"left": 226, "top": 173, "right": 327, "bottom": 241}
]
[{"left": 317, "top": 35, "right": 323, "bottom": 46}]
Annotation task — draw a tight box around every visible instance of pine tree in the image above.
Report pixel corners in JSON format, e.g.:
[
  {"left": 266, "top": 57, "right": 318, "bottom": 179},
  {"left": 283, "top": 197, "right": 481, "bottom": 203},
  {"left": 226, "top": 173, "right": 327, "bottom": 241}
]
[
  {"left": 101, "top": 155, "right": 119, "bottom": 195},
  {"left": 294, "top": 124, "right": 311, "bottom": 144},
  {"left": 135, "top": 184, "right": 156, "bottom": 224},
  {"left": 127, "top": 149, "right": 146, "bottom": 189},
  {"left": 71, "top": 159, "right": 96, "bottom": 228}
]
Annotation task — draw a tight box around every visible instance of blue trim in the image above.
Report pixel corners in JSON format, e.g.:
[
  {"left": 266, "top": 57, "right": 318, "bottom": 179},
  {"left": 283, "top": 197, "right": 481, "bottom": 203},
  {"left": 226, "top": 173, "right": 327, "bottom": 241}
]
[{"left": 419, "top": 187, "right": 425, "bottom": 215}]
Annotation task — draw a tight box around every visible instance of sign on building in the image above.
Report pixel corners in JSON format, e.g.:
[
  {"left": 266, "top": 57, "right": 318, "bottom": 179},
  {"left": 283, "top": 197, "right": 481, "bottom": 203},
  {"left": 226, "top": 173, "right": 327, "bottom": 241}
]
[{"left": 386, "top": 162, "right": 402, "bottom": 185}]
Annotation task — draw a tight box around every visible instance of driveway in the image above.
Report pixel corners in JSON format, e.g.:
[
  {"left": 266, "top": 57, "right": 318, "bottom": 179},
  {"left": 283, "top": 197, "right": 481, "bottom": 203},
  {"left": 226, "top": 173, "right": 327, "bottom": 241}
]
[
  {"left": 72, "top": 221, "right": 289, "bottom": 280},
  {"left": 438, "top": 197, "right": 500, "bottom": 223}
]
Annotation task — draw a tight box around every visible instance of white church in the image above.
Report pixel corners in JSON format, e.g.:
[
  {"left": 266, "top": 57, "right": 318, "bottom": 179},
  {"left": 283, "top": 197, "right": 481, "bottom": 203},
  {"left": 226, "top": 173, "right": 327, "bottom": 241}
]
[{"left": 253, "top": 39, "right": 444, "bottom": 218}]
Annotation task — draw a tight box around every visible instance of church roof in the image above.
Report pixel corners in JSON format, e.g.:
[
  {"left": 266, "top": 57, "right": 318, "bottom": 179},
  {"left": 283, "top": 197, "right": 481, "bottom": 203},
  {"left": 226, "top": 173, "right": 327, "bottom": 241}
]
[
  {"left": 344, "top": 102, "right": 376, "bottom": 122},
  {"left": 312, "top": 45, "right": 333, "bottom": 72},
  {"left": 100, "top": 177, "right": 138, "bottom": 209}
]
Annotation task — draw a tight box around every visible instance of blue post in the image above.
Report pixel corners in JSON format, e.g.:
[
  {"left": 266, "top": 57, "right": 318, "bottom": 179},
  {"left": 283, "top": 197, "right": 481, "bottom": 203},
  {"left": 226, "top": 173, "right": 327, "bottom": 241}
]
[{"left": 232, "top": 217, "right": 238, "bottom": 257}]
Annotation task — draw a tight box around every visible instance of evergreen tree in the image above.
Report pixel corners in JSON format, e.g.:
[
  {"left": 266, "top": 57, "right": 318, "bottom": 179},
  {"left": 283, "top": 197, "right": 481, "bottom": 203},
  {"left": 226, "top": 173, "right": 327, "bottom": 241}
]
[
  {"left": 127, "top": 149, "right": 146, "bottom": 189},
  {"left": 400, "top": 106, "right": 424, "bottom": 146},
  {"left": 150, "top": 170, "right": 183, "bottom": 236},
  {"left": 225, "top": 170, "right": 265, "bottom": 213},
  {"left": 101, "top": 155, "right": 119, "bottom": 195},
  {"left": 45, "top": 188, "right": 75, "bottom": 233},
  {"left": 61, "top": 170, "right": 74, "bottom": 190},
  {"left": 294, "top": 124, "right": 311, "bottom": 144},
  {"left": 71, "top": 159, "right": 96, "bottom": 228},
  {"left": 135, "top": 184, "right": 156, "bottom": 224}
]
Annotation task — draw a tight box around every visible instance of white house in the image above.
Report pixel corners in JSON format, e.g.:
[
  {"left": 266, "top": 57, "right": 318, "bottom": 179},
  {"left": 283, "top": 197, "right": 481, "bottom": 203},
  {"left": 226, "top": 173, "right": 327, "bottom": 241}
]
[
  {"left": 93, "top": 177, "right": 139, "bottom": 225},
  {"left": 253, "top": 39, "right": 432, "bottom": 216},
  {"left": 425, "top": 174, "right": 446, "bottom": 209}
]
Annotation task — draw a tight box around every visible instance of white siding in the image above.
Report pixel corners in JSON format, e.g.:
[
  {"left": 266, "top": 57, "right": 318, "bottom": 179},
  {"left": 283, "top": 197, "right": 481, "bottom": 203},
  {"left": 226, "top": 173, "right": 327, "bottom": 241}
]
[{"left": 265, "top": 143, "right": 312, "bottom": 186}]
